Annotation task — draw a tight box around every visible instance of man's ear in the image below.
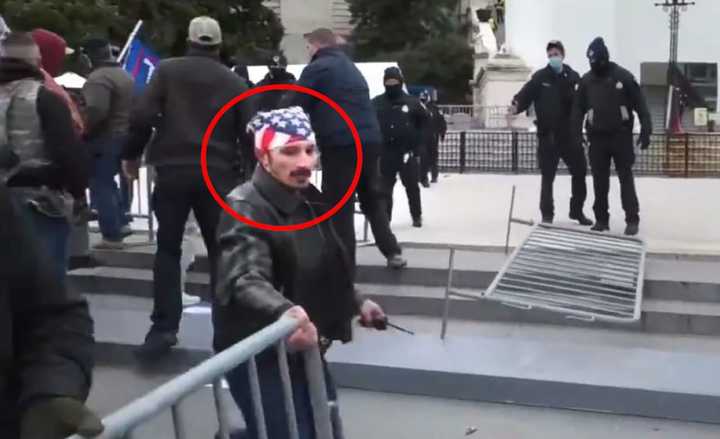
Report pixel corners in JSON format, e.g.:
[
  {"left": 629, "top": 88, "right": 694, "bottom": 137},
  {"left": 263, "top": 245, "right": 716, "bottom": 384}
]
[{"left": 260, "top": 152, "right": 272, "bottom": 172}]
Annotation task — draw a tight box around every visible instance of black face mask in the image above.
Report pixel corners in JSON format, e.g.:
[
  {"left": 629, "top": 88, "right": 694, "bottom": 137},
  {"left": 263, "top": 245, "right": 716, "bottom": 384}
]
[
  {"left": 590, "top": 59, "right": 610, "bottom": 76},
  {"left": 385, "top": 84, "right": 403, "bottom": 99}
]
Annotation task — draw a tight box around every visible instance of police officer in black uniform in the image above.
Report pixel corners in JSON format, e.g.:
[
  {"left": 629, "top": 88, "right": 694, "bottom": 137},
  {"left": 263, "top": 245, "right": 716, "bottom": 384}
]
[
  {"left": 572, "top": 37, "right": 652, "bottom": 236},
  {"left": 510, "top": 40, "right": 592, "bottom": 226},
  {"left": 419, "top": 90, "right": 447, "bottom": 187},
  {"left": 256, "top": 53, "right": 296, "bottom": 112},
  {"left": 372, "top": 67, "right": 428, "bottom": 227}
]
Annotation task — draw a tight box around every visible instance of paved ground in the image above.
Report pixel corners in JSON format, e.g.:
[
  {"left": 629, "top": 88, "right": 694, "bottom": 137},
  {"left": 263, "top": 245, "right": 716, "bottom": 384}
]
[
  {"left": 124, "top": 171, "right": 720, "bottom": 255},
  {"left": 90, "top": 366, "right": 720, "bottom": 439},
  {"left": 382, "top": 173, "right": 720, "bottom": 254}
]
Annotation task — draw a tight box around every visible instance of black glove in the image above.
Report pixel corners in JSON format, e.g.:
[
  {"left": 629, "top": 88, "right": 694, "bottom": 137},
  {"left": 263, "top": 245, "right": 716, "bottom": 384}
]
[
  {"left": 21, "top": 397, "right": 104, "bottom": 439},
  {"left": 637, "top": 132, "right": 651, "bottom": 150}
]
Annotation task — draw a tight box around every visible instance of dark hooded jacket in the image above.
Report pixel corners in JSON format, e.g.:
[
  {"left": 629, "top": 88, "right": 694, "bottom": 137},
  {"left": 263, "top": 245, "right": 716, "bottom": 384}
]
[{"left": 0, "top": 182, "right": 94, "bottom": 437}]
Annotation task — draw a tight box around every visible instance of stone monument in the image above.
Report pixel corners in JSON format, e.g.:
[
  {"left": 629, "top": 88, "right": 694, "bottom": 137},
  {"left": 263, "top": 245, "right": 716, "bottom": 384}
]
[{"left": 465, "top": 1, "right": 532, "bottom": 130}]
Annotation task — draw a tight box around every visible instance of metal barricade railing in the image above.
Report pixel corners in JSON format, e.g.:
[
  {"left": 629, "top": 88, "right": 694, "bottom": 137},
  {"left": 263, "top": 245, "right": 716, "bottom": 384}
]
[
  {"left": 68, "top": 317, "right": 333, "bottom": 439},
  {"left": 438, "top": 130, "right": 720, "bottom": 177},
  {"left": 437, "top": 105, "right": 474, "bottom": 118},
  {"left": 130, "top": 168, "right": 368, "bottom": 245},
  {"left": 127, "top": 165, "right": 155, "bottom": 242}
]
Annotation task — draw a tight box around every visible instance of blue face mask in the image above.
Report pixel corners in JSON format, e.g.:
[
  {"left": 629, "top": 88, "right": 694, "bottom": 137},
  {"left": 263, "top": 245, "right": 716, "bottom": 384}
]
[{"left": 548, "top": 56, "right": 563, "bottom": 73}]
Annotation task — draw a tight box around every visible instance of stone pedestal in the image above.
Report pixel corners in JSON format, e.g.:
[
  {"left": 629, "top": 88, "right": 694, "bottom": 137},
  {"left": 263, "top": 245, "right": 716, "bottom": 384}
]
[{"left": 472, "top": 53, "right": 533, "bottom": 130}]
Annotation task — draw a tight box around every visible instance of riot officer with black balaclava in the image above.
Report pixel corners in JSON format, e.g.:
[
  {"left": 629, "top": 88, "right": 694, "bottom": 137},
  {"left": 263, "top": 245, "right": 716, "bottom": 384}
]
[
  {"left": 572, "top": 37, "right": 652, "bottom": 236},
  {"left": 256, "top": 53, "right": 296, "bottom": 112},
  {"left": 419, "top": 90, "right": 447, "bottom": 187},
  {"left": 372, "top": 67, "right": 428, "bottom": 227}
]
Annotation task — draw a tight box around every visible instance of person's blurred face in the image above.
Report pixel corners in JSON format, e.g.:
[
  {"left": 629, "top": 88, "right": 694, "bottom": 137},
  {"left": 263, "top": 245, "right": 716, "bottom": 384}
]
[
  {"left": 384, "top": 78, "right": 401, "bottom": 87},
  {"left": 547, "top": 47, "right": 564, "bottom": 60},
  {"left": 306, "top": 40, "right": 320, "bottom": 59},
  {"left": 260, "top": 140, "right": 319, "bottom": 189}
]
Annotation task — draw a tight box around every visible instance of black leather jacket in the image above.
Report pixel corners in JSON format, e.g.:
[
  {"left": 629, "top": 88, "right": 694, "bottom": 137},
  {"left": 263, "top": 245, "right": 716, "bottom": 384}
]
[{"left": 213, "top": 167, "right": 360, "bottom": 351}]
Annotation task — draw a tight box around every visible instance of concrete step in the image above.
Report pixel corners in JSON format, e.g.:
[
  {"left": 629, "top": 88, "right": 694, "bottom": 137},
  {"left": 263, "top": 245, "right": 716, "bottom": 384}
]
[
  {"left": 86, "top": 295, "right": 720, "bottom": 425},
  {"left": 90, "top": 366, "right": 720, "bottom": 439},
  {"left": 70, "top": 266, "right": 720, "bottom": 336},
  {"left": 84, "top": 246, "right": 720, "bottom": 304}
]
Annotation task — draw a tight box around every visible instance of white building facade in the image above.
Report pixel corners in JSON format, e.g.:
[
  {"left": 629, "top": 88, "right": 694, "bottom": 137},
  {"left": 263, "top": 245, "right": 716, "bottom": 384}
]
[
  {"left": 505, "top": 0, "right": 719, "bottom": 119},
  {"left": 264, "top": 0, "right": 352, "bottom": 64}
]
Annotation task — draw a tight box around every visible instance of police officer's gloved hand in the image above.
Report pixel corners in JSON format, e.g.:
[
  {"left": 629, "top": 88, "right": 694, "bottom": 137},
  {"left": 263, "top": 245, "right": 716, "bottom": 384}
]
[
  {"left": 637, "top": 132, "right": 651, "bottom": 151},
  {"left": 21, "top": 397, "right": 104, "bottom": 439}
]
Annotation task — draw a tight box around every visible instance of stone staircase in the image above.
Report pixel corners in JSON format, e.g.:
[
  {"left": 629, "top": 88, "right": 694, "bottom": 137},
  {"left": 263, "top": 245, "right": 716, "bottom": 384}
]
[{"left": 71, "top": 234, "right": 720, "bottom": 424}]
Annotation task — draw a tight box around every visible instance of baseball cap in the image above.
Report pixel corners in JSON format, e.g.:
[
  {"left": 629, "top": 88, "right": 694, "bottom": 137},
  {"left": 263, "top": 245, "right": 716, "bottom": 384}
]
[{"left": 188, "top": 16, "right": 222, "bottom": 46}]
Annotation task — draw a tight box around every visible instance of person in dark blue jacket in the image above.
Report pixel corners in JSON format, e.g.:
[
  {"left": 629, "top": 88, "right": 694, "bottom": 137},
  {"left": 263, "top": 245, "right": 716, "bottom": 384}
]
[{"left": 284, "top": 27, "right": 406, "bottom": 270}]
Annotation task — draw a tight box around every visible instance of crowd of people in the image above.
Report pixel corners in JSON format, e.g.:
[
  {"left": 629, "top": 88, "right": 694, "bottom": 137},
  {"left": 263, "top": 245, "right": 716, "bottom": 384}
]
[
  {"left": 0, "top": 7, "right": 651, "bottom": 439},
  {"left": 0, "top": 12, "right": 447, "bottom": 439}
]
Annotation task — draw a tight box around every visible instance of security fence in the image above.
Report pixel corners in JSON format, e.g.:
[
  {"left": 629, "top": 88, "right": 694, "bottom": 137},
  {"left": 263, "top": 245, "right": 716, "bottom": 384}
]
[
  {"left": 438, "top": 131, "right": 720, "bottom": 177},
  {"left": 67, "top": 317, "right": 333, "bottom": 439}
]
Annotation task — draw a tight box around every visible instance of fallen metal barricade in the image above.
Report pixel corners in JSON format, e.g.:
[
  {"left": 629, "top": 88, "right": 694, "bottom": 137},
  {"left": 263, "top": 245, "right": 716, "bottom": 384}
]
[
  {"left": 496, "top": 185, "right": 646, "bottom": 323},
  {"left": 67, "top": 317, "right": 333, "bottom": 439},
  {"left": 485, "top": 224, "right": 646, "bottom": 323},
  {"left": 434, "top": 185, "right": 645, "bottom": 339}
]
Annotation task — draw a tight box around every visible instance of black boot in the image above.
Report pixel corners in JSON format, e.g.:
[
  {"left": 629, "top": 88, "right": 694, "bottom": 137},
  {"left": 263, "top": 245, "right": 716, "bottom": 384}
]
[
  {"left": 570, "top": 212, "right": 593, "bottom": 226},
  {"left": 591, "top": 222, "right": 610, "bottom": 232},
  {"left": 541, "top": 216, "right": 553, "bottom": 224},
  {"left": 135, "top": 329, "right": 178, "bottom": 360},
  {"left": 412, "top": 217, "right": 423, "bottom": 228},
  {"left": 624, "top": 222, "right": 639, "bottom": 236}
]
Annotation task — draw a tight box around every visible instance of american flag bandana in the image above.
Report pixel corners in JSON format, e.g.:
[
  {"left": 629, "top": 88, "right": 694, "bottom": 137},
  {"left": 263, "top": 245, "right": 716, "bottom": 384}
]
[{"left": 247, "top": 106, "right": 316, "bottom": 157}]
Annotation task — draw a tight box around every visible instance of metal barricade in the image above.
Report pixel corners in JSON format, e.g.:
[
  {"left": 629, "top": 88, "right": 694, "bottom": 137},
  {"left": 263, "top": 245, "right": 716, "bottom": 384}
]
[
  {"left": 67, "top": 317, "right": 333, "bottom": 439},
  {"left": 126, "top": 165, "right": 155, "bottom": 242}
]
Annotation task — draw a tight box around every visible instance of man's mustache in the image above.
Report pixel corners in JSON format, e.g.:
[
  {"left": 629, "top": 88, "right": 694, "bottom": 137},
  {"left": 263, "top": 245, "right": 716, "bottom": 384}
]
[{"left": 290, "top": 168, "right": 312, "bottom": 178}]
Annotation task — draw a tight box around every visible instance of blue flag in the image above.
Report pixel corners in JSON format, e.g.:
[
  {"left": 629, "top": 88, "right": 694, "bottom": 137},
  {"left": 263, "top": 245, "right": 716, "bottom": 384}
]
[{"left": 123, "top": 38, "right": 160, "bottom": 94}]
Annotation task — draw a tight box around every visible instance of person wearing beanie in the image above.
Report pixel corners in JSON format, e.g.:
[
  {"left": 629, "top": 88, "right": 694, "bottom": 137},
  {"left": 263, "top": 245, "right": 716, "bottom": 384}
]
[
  {"left": 282, "top": 27, "right": 406, "bottom": 272},
  {"left": 572, "top": 36, "right": 652, "bottom": 236},
  {"left": 0, "top": 32, "right": 88, "bottom": 279},
  {"left": 510, "top": 39, "right": 592, "bottom": 226},
  {"left": 215, "top": 106, "right": 386, "bottom": 439},
  {"left": 123, "top": 16, "right": 254, "bottom": 359},
  {"left": 31, "top": 29, "right": 85, "bottom": 137},
  {"left": 372, "top": 66, "right": 429, "bottom": 228},
  {"left": 256, "top": 52, "right": 296, "bottom": 112}
]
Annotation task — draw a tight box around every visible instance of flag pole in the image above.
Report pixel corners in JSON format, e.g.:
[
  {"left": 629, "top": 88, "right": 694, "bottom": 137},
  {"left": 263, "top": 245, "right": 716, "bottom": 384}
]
[{"left": 118, "top": 20, "right": 143, "bottom": 65}]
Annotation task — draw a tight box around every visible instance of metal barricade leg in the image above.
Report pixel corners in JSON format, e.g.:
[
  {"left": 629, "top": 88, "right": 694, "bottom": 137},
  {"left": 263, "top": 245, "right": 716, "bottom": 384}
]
[
  {"left": 213, "top": 378, "right": 231, "bottom": 439},
  {"left": 248, "top": 355, "right": 269, "bottom": 439},
  {"left": 146, "top": 165, "right": 156, "bottom": 243},
  {"left": 440, "top": 248, "right": 456, "bottom": 340},
  {"left": 505, "top": 185, "right": 516, "bottom": 255},
  {"left": 303, "top": 347, "right": 334, "bottom": 439},
  {"left": 171, "top": 402, "right": 188, "bottom": 439},
  {"left": 277, "top": 342, "right": 301, "bottom": 439}
]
